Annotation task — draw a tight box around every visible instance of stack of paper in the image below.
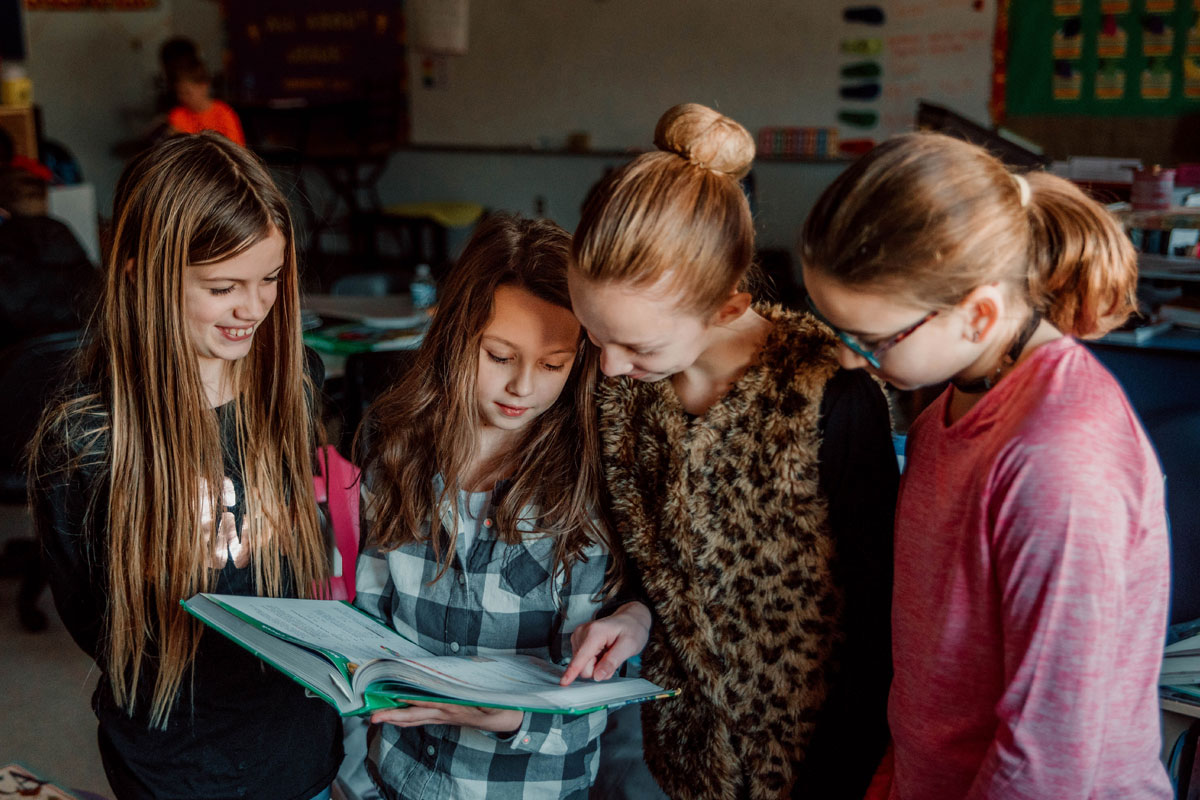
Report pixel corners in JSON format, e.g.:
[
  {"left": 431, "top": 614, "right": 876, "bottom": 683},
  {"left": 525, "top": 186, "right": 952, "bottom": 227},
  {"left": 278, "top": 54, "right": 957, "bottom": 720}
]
[{"left": 1161, "top": 633, "right": 1200, "bottom": 687}]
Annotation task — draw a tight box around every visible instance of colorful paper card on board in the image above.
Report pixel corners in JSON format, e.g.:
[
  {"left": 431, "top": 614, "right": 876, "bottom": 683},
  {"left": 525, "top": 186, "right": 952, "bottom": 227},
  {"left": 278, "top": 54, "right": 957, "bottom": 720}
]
[{"left": 1006, "top": 0, "right": 1200, "bottom": 115}]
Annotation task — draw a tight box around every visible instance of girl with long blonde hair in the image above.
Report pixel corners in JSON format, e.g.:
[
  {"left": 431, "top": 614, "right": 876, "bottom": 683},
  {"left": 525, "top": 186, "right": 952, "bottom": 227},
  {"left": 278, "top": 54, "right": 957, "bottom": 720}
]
[
  {"left": 31, "top": 132, "right": 341, "bottom": 800},
  {"left": 353, "top": 212, "right": 650, "bottom": 799}
]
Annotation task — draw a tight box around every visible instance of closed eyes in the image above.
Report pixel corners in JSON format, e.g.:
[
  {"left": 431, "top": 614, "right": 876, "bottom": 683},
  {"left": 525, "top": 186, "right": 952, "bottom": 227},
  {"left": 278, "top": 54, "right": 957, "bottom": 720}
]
[
  {"left": 486, "top": 351, "right": 566, "bottom": 371},
  {"left": 207, "top": 272, "right": 282, "bottom": 297}
]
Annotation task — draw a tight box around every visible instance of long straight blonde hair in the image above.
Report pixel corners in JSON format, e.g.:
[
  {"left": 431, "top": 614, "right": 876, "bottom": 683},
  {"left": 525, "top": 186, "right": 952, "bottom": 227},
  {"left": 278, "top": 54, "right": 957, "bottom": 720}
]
[{"left": 33, "top": 133, "right": 327, "bottom": 727}]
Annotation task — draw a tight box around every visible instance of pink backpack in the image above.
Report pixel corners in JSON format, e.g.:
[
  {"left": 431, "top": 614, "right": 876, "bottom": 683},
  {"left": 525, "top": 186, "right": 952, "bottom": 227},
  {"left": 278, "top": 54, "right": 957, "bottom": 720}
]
[{"left": 313, "top": 445, "right": 361, "bottom": 601}]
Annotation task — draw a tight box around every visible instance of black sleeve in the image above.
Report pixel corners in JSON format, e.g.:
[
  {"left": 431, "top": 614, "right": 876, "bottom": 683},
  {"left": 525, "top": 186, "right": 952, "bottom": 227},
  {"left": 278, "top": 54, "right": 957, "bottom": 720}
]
[
  {"left": 303, "top": 343, "right": 327, "bottom": 433},
  {"left": 32, "top": 427, "right": 108, "bottom": 661},
  {"left": 793, "top": 368, "right": 898, "bottom": 799},
  {"left": 304, "top": 344, "right": 326, "bottom": 389}
]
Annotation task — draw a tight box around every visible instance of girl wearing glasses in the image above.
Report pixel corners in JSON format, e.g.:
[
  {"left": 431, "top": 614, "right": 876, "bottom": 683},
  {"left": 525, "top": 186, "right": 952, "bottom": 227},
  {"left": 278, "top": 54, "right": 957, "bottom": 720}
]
[
  {"left": 801, "top": 132, "right": 1171, "bottom": 799},
  {"left": 568, "top": 103, "right": 898, "bottom": 800}
]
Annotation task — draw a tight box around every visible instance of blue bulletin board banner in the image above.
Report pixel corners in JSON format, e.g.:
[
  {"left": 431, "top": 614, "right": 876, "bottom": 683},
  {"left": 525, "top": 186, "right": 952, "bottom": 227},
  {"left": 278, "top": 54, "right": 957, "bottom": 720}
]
[{"left": 1006, "top": 0, "right": 1200, "bottom": 114}]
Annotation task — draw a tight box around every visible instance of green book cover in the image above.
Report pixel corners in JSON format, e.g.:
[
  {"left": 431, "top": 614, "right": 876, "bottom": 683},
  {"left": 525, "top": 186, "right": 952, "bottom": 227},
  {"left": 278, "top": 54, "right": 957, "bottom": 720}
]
[{"left": 182, "top": 593, "right": 678, "bottom": 717}]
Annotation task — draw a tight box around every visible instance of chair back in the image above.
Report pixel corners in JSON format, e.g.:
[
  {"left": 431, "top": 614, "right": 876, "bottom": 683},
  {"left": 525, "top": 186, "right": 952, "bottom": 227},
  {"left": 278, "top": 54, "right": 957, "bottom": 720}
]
[
  {"left": 0, "top": 330, "right": 85, "bottom": 500},
  {"left": 314, "top": 444, "right": 361, "bottom": 602},
  {"left": 340, "top": 349, "right": 418, "bottom": 454}
]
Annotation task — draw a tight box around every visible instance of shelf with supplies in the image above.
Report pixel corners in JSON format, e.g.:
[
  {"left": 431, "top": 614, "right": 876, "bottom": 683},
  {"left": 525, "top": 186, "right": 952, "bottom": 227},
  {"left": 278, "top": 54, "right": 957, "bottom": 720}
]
[
  {"left": 1139, "top": 253, "right": 1200, "bottom": 284},
  {"left": 1095, "top": 324, "right": 1200, "bottom": 353},
  {"left": 1097, "top": 261, "right": 1200, "bottom": 351},
  {"left": 1123, "top": 203, "right": 1200, "bottom": 283}
]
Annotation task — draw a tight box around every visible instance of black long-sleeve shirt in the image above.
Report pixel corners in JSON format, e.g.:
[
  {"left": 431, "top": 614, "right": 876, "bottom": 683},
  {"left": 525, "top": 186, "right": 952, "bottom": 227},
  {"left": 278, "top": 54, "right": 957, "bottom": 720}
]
[
  {"left": 33, "top": 387, "right": 341, "bottom": 800},
  {"left": 792, "top": 367, "right": 897, "bottom": 799}
]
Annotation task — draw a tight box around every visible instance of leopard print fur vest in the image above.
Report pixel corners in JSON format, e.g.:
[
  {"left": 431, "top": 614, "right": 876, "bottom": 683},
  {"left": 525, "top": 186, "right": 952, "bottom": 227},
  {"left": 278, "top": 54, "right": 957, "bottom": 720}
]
[{"left": 599, "top": 306, "right": 844, "bottom": 800}]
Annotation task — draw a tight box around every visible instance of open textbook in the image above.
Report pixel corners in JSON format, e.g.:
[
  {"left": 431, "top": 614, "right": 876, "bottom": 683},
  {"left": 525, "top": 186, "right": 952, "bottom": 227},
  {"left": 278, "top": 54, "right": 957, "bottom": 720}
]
[{"left": 183, "top": 593, "right": 678, "bottom": 717}]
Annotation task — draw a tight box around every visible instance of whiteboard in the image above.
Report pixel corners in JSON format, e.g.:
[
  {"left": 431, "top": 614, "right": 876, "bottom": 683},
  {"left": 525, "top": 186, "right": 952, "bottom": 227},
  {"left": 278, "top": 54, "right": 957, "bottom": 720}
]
[{"left": 407, "top": 0, "right": 998, "bottom": 151}]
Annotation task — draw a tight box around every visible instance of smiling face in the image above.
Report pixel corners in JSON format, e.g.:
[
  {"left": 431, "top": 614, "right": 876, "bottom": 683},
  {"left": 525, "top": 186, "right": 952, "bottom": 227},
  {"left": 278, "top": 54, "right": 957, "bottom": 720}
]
[
  {"left": 475, "top": 284, "right": 581, "bottom": 435},
  {"left": 183, "top": 228, "right": 285, "bottom": 392},
  {"left": 566, "top": 270, "right": 711, "bottom": 381}
]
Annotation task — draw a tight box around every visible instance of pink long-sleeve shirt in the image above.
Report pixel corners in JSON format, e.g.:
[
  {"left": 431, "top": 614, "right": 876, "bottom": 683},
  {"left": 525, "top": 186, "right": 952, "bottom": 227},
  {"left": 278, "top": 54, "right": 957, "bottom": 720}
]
[{"left": 890, "top": 337, "right": 1172, "bottom": 800}]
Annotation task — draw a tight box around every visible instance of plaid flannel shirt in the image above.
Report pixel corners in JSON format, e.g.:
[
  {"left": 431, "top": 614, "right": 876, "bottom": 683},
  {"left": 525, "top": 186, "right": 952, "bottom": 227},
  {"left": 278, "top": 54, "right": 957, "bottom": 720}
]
[{"left": 354, "top": 481, "right": 611, "bottom": 800}]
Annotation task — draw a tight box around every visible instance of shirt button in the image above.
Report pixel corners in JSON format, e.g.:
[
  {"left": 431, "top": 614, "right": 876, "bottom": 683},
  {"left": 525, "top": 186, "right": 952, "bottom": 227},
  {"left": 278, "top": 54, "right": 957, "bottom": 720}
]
[
  {"left": 457, "top": 573, "right": 466, "bottom": 585},
  {"left": 522, "top": 737, "right": 531, "bottom": 744},
  {"left": 450, "top": 641, "right": 460, "bottom": 652},
  {"left": 483, "top": 518, "right": 493, "bottom": 528},
  {"left": 426, "top": 745, "right": 435, "bottom": 756}
]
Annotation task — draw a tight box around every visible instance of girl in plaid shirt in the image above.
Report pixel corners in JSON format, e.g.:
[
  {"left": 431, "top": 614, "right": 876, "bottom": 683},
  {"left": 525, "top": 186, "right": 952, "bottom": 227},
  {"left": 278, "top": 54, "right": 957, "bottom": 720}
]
[{"left": 353, "top": 213, "right": 651, "bottom": 800}]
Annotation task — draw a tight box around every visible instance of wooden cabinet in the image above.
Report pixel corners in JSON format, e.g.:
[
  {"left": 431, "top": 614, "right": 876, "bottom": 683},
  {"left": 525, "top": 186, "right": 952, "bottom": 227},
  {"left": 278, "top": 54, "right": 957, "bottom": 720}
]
[{"left": 0, "top": 105, "right": 36, "bottom": 159}]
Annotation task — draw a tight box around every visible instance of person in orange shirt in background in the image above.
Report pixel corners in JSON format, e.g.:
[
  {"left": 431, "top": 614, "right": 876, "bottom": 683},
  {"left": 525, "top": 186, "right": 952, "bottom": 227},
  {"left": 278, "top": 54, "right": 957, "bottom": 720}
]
[{"left": 166, "top": 56, "right": 246, "bottom": 147}]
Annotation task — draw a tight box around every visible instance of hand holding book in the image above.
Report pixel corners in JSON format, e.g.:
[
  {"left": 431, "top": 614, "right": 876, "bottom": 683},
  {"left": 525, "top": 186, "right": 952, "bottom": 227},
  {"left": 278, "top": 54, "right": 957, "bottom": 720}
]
[{"left": 371, "top": 699, "right": 524, "bottom": 733}]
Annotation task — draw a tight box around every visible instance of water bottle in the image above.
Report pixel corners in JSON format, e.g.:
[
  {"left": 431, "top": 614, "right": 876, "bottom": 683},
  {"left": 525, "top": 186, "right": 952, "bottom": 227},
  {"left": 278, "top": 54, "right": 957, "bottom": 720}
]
[{"left": 409, "top": 264, "right": 436, "bottom": 310}]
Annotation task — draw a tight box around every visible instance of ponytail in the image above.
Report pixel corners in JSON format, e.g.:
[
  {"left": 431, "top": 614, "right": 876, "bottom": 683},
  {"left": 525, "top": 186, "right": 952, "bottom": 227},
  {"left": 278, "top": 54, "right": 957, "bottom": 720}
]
[
  {"left": 1024, "top": 172, "right": 1138, "bottom": 338},
  {"left": 802, "top": 132, "right": 1139, "bottom": 338}
]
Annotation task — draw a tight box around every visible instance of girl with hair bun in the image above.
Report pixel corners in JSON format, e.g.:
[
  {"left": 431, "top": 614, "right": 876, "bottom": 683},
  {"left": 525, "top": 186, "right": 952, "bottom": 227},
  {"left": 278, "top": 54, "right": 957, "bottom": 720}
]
[
  {"left": 801, "top": 132, "right": 1172, "bottom": 799},
  {"left": 571, "top": 103, "right": 897, "bottom": 799}
]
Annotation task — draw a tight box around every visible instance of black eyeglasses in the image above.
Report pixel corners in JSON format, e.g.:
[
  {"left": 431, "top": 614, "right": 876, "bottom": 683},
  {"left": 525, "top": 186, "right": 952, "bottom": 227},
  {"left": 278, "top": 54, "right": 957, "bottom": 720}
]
[{"left": 804, "top": 295, "right": 938, "bottom": 369}]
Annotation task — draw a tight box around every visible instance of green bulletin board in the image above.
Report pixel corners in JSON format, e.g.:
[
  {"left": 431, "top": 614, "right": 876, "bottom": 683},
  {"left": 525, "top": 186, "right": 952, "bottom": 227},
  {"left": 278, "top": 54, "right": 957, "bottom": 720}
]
[{"left": 1006, "top": 0, "right": 1200, "bottom": 114}]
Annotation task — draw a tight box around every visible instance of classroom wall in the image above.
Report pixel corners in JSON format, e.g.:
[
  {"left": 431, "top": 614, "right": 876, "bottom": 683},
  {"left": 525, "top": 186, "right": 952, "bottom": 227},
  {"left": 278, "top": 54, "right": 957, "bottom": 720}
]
[
  {"left": 408, "top": 0, "right": 996, "bottom": 149},
  {"left": 21, "top": 0, "right": 223, "bottom": 212},
  {"left": 18, "top": 0, "right": 847, "bottom": 251},
  {"left": 17, "top": 0, "right": 989, "bottom": 253},
  {"left": 335, "top": 150, "right": 849, "bottom": 254},
  {"left": 380, "top": 0, "right": 992, "bottom": 250}
]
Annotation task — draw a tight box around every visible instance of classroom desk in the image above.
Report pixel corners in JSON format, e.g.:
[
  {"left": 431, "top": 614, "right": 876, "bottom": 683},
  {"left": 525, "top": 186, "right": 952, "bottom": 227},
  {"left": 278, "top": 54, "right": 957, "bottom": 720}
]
[
  {"left": 1140, "top": 253, "right": 1200, "bottom": 284},
  {"left": 302, "top": 293, "right": 426, "bottom": 384},
  {"left": 302, "top": 292, "right": 423, "bottom": 327},
  {"left": 1097, "top": 324, "right": 1200, "bottom": 354}
]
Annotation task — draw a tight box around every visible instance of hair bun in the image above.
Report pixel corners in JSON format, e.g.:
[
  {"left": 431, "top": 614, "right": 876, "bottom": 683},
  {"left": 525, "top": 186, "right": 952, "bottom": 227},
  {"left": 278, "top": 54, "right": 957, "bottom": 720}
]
[{"left": 653, "top": 103, "right": 755, "bottom": 179}]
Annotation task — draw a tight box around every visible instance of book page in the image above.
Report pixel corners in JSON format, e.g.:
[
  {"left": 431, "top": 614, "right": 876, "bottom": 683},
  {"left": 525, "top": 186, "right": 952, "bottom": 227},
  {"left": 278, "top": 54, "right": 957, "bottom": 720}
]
[
  {"left": 202, "top": 594, "right": 676, "bottom": 714},
  {"left": 207, "top": 594, "right": 430, "bottom": 666},
  {"left": 184, "top": 595, "right": 362, "bottom": 713},
  {"left": 354, "top": 652, "right": 671, "bottom": 714}
]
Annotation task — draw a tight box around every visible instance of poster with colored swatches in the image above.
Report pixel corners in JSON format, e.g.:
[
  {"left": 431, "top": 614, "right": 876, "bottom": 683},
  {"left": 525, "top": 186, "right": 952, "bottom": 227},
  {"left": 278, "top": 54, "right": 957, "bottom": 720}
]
[
  {"left": 836, "top": 0, "right": 995, "bottom": 141},
  {"left": 1007, "top": 0, "right": 1200, "bottom": 114}
]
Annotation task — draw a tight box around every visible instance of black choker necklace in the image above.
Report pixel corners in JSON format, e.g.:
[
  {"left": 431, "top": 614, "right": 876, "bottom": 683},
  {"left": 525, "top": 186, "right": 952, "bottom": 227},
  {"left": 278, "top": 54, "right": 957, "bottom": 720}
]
[{"left": 952, "top": 309, "right": 1043, "bottom": 394}]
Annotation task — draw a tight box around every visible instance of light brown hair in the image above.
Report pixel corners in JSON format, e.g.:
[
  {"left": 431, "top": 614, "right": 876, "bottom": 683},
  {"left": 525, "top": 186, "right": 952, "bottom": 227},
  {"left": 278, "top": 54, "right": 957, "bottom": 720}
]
[
  {"left": 361, "top": 213, "right": 617, "bottom": 595},
  {"left": 801, "top": 132, "right": 1137, "bottom": 338},
  {"left": 573, "top": 103, "right": 757, "bottom": 315},
  {"left": 31, "top": 132, "right": 327, "bottom": 727}
]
